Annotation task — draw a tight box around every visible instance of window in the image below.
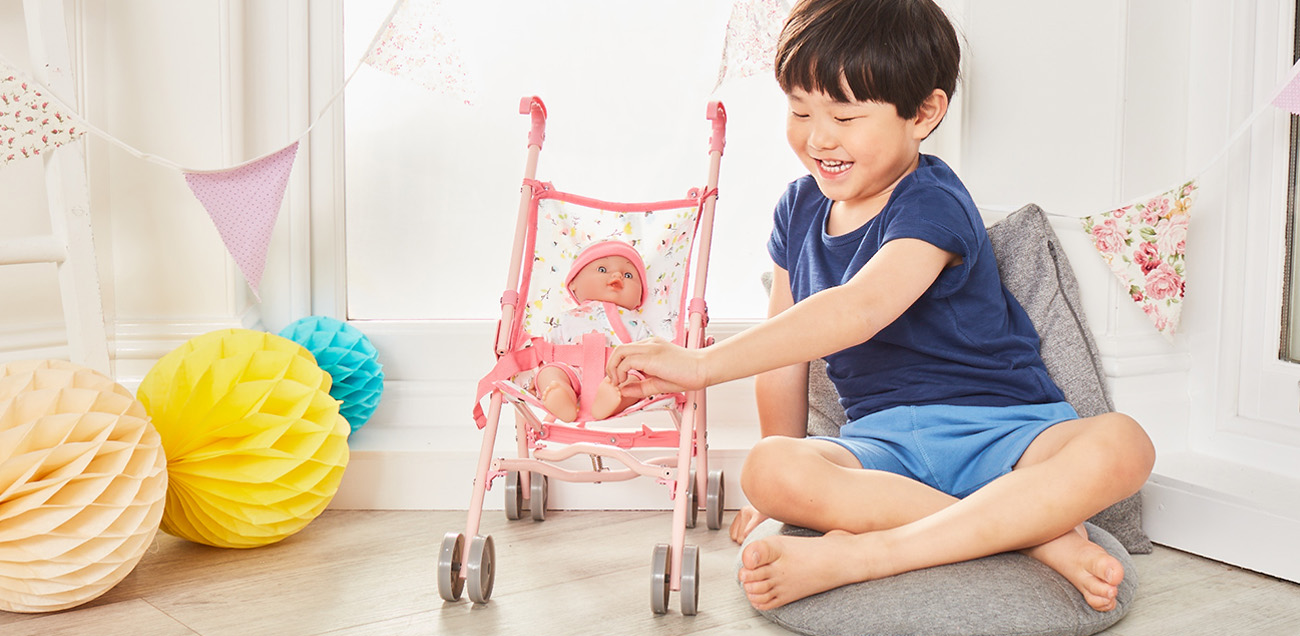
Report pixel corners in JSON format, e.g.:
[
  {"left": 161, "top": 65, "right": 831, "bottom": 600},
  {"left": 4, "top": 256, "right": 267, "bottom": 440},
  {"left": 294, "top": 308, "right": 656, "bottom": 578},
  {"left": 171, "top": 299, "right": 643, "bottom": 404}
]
[
  {"left": 1285, "top": 3, "right": 1300, "bottom": 361},
  {"left": 339, "top": 1, "right": 803, "bottom": 322}
]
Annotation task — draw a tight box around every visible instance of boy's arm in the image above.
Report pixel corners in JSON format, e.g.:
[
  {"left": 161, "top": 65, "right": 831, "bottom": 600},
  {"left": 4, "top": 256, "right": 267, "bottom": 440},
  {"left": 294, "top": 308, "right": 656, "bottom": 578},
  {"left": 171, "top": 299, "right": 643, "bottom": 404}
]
[
  {"left": 754, "top": 265, "right": 809, "bottom": 438},
  {"left": 610, "top": 238, "right": 955, "bottom": 394}
]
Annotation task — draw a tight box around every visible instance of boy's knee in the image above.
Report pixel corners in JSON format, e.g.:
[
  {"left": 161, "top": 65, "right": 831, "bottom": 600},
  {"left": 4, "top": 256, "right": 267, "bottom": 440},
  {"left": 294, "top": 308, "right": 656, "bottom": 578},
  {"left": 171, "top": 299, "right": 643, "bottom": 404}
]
[
  {"left": 740, "top": 436, "right": 804, "bottom": 511},
  {"left": 1095, "top": 413, "right": 1156, "bottom": 489}
]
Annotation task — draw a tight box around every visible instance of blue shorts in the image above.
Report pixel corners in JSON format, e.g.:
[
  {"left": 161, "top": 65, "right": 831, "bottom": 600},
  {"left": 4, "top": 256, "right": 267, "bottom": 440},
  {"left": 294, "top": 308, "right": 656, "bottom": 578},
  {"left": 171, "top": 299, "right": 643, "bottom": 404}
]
[{"left": 816, "top": 401, "right": 1079, "bottom": 498}]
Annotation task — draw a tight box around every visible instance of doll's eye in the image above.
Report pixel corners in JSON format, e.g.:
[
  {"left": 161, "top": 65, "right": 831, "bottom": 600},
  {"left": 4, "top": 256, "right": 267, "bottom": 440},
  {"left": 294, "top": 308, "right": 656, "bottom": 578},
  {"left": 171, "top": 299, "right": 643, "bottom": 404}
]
[
  {"left": 597, "top": 266, "right": 607, "bottom": 273},
  {"left": 623, "top": 272, "right": 633, "bottom": 279}
]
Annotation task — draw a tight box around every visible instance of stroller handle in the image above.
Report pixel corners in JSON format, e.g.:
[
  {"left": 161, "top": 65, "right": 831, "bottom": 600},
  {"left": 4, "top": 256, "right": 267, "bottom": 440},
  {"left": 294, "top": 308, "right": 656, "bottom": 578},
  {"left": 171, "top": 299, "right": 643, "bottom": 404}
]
[
  {"left": 706, "top": 101, "right": 726, "bottom": 155},
  {"left": 520, "top": 96, "right": 548, "bottom": 149}
]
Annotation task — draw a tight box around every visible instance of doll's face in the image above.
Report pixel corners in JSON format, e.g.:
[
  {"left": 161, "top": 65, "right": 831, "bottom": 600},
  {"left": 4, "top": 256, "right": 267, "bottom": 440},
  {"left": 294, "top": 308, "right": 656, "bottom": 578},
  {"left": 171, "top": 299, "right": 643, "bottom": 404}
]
[{"left": 568, "top": 256, "right": 643, "bottom": 309}]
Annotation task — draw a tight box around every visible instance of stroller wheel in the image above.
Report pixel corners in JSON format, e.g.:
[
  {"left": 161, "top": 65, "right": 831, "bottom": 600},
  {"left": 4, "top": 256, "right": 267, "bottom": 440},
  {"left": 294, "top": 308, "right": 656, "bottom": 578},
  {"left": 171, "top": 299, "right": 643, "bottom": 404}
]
[
  {"left": 684, "top": 470, "right": 699, "bottom": 529},
  {"left": 706, "top": 470, "right": 725, "bottom": 530},
  {"left": 680, "top": 544, "right": 701, "bottom": 616},
  {"left": 466, "top": 534, "right": 496, "bottom": 604},
  {"left": 504, "top": 471, "right": 523, "bottom": 520},
  {"left": 436, "top": 532, "right": 465, "bottom": 602},
  {"left": 529, "top": 472, "right": 549, "bottom": 521},
  {"left": 650, "top": 543, "right": 671, "bottom": 615}
]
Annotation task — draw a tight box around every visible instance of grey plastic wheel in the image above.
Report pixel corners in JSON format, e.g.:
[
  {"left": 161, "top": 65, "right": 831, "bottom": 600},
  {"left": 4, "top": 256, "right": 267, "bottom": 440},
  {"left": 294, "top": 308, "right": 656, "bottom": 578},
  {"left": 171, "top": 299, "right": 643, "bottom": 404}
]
[
  {"left": 706, "top": 469, "right": 725, "bottom": 530},
  {"left": 684, "top": 470, "right": 699, "bottom": 529},
  {"left": 650, "top": 543, "right": 671, "bottom": 615},
  {"left": 529, "top": 472, "right": 548, "bottom": 521},
  {"left": 504, "top": 471, "right": 523, "bottom": 521},
  {"left": 680, "top": 544, "right": 701, "bottom": 616},
  {"left": 436, "top": 532, "right": 465, "bottom": 602},
  {"left": 466, "top": 534, "right": 496, "bottom": 604}
]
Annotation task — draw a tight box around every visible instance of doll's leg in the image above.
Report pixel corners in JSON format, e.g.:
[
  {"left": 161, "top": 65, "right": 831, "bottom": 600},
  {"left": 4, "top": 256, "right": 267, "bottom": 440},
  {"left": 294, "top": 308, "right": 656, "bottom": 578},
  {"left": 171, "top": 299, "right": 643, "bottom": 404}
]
[
  {"left": 590, "top": 377, "right": 639, "bottom": 420},
  {"left": 535, "top": 365, "right": 579, "bottom": 422}
]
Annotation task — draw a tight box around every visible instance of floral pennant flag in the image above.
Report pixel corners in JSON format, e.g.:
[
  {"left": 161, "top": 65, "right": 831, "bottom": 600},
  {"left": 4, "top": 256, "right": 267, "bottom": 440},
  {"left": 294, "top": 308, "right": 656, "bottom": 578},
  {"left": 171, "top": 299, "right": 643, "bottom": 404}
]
[
  {"left": 1271, "top": 58, "right": 1300, "bottom": 114},
  {"left": 183, "top": 142, "right": 299, "bottom": 300},
  {"left": 1, "top": 62, "right": 83, "bottom": 167},
  {"left": 1082, "top": 182, "right": 1195, "bottom": 341},
  {"left": 713, "top": 0, "right": 790, "bottom": 92},
  {"left": 363, "top": 0, "right": 476, "bottom": 105}
]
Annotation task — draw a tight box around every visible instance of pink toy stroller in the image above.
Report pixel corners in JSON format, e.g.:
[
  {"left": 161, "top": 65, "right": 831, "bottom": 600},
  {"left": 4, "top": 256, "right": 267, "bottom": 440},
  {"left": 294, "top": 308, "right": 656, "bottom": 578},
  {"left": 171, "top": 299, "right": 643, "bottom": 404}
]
[{"left": 437, "top": 96, "right": 727, "bottom": 616}]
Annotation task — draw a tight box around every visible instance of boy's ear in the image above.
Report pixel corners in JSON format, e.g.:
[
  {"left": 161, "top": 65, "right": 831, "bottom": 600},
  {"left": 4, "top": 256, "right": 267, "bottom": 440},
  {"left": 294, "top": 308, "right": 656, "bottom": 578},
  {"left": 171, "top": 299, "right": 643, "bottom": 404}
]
[{"left": 913, "top": 89, "right": 950, "bottom": 140}]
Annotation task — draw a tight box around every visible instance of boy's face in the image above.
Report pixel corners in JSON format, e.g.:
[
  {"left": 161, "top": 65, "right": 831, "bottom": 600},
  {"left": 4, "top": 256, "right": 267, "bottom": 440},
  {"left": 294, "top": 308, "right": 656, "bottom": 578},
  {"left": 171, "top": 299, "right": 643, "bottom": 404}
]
[
  {"left": 568, "top": 256, "right": 643, "bottom": 309},
  {"left": 786, "top": 88, "right": 929, "bottom": 216}
]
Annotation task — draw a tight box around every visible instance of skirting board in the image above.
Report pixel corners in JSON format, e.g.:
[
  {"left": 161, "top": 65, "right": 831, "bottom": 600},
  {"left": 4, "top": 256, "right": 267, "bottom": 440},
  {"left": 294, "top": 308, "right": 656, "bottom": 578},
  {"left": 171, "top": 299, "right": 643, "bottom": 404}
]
[{"left": 1142, "top": 451, "right": 1300, "bottom": 583}]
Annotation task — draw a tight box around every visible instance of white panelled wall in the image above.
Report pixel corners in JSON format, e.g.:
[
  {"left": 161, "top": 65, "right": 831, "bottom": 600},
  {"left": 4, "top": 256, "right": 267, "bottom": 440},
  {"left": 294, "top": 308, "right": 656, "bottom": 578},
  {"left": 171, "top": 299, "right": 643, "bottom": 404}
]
[{"left": 2, "top": 0, "right": 1298, "bottom": 582}]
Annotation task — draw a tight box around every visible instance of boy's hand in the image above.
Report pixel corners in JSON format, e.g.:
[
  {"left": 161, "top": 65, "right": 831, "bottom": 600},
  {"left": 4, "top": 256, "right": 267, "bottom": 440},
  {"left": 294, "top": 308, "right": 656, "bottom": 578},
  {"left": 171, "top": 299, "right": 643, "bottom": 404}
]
[
  {"left": 606, "top": 337, "right": 707, "bottom": 398},
  {"left": 729, "top": 505, "right": 768, "bottom": 544}
]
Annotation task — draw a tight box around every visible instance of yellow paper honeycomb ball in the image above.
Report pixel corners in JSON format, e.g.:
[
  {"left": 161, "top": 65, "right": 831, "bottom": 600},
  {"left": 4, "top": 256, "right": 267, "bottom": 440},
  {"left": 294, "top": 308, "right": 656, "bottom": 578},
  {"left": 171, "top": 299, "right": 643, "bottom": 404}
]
[{"left": 137, "top": 329, "right": 349, "bottom": 549}]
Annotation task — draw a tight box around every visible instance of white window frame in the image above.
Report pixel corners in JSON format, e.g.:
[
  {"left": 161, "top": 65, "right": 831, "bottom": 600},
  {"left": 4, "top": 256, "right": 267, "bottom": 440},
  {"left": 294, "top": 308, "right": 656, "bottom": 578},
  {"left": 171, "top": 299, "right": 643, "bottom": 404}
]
[{"left": 1192, "top": 0, "right": 1300, "bottom": 468}]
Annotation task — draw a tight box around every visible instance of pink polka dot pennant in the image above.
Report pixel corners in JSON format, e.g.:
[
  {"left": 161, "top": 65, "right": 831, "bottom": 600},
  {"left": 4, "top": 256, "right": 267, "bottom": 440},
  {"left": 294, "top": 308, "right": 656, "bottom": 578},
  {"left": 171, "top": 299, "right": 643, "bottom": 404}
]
[
  {"left": 1271, "top": 59, "right": 1300, "bottom": 115},
  {"left": 183, "top": 142, "right": 298, "bottom": 300}
]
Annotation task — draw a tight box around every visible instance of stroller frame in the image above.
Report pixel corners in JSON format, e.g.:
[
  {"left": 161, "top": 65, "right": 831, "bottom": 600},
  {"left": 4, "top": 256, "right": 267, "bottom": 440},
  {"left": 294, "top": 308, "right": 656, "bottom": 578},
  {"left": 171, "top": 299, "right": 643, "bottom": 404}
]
[{"left": 437, "top": 96, "right": 728, "bottom": 616}]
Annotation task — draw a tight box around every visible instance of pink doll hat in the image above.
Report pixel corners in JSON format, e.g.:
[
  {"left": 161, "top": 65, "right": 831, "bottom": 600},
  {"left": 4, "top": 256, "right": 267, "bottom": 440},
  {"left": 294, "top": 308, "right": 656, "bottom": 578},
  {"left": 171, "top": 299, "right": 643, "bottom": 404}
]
[{"left": 565, "top": 240, "right": 649, "bottom": 309}]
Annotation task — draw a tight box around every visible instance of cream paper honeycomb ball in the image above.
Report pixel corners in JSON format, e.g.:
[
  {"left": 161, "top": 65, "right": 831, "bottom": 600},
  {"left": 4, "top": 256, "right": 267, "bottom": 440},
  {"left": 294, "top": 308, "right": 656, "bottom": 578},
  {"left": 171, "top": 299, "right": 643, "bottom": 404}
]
[{"left": 0, "top": 360, "right": 167, "bottom": 613}]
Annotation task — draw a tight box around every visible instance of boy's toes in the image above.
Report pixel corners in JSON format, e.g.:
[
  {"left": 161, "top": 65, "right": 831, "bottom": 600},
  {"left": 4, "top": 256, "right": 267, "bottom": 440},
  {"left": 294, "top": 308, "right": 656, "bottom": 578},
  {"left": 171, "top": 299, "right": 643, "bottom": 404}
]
[
  {"left": 741, "top": 577, "right": 774, "bottom": 597},
  {"left": 749, "top": 593, "right": 780, "bottom": 611},
  {"left": 742, "top": 538, "right": 781, "bottom": 570},
  {"left": 1089, "top": 551, "right": 1124, "bottom": 585},
  {"left": 1081, "top": 575, "right": 1118, "bottom": 612},
  {"left": 1085, "top": 591, "right": 1117, "bottom": 612}
]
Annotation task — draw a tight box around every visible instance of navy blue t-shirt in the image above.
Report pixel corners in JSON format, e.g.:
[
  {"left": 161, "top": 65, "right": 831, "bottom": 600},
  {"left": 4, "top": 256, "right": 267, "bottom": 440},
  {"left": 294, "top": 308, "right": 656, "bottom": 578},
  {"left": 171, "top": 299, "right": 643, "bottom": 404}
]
[{"left": 768, "top": 154, "right": 1064, "bottom": 421}]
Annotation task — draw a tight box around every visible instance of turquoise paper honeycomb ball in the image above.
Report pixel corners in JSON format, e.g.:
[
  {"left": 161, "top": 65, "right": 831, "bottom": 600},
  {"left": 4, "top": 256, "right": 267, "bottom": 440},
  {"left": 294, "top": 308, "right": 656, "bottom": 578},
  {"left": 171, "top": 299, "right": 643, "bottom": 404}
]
[{"left": 278, "top": 317, "right": 384, "bottom": 434}]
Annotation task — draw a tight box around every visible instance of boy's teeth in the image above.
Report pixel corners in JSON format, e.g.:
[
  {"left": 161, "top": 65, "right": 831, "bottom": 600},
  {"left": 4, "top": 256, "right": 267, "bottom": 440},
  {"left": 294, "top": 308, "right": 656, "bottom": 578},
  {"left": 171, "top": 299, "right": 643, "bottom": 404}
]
[{"left": 820, "top": 160, "right": 849, "bottom": 173}]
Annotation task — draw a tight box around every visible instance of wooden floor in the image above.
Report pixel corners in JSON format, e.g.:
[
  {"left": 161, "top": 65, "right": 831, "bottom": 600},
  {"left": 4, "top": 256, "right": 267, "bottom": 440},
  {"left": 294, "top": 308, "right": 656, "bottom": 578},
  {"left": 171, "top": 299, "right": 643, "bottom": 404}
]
[{"left": 3, "top": 510, "right": 1300, "bottom": 636}]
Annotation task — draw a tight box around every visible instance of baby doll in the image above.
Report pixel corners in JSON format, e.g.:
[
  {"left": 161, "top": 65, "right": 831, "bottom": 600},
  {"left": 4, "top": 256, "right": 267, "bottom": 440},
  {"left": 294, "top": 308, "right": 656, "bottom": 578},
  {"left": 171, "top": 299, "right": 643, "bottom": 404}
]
[{"left": 534, "top": 240, "right": 657, "bottom": 422}]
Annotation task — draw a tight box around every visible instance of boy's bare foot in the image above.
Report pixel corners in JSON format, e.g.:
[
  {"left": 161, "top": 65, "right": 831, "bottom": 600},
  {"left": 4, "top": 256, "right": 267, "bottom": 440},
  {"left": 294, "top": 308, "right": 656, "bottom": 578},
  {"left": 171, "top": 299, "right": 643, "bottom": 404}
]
[
  {"left": 729, "top": 505, "right": 769, "bottom": 544},
  {"left": 1023, "top": 525, "right": 1124, "bottom": 611},
  {"left": 738, "top": 525, "right": 1124, "bottom": 612},
  {"left": 738, "top": 530, "right": 881, "bottom": 611}
]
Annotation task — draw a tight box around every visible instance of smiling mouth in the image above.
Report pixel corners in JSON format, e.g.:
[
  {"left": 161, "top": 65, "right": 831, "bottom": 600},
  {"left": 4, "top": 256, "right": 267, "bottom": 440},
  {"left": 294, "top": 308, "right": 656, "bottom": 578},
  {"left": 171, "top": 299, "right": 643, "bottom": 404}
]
[{"left": 817, "top": 159, "right": 851, "bottom": 174}]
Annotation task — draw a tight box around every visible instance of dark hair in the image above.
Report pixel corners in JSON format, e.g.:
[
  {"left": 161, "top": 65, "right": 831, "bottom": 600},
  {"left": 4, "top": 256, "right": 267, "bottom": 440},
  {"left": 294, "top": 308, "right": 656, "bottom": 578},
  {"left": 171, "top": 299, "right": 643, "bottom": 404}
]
[{"left": 775, "top": 0, "right": 960, "bottom": 119}]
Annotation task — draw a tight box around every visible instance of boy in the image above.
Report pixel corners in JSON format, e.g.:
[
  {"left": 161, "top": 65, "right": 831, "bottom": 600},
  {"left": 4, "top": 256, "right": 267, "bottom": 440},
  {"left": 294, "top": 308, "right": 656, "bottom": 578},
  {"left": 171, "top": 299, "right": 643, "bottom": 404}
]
[{"left": 607, "top": 0, "right": 1154, "bottom": 612}]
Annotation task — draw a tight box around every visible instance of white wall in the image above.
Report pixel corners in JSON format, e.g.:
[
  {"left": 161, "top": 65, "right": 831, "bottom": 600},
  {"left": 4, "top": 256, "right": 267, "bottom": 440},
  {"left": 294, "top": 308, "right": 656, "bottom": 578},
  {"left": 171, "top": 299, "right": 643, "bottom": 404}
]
[{"left": 2, "top": 0, "right": 1298, "bottom": 579}]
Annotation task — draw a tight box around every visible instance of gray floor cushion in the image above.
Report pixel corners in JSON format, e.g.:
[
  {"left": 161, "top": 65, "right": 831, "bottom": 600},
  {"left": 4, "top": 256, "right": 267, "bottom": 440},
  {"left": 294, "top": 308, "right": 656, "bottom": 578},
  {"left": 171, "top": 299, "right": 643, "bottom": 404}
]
[{"left": 738, "top": 519, "right": 1138, "bottom": 636}]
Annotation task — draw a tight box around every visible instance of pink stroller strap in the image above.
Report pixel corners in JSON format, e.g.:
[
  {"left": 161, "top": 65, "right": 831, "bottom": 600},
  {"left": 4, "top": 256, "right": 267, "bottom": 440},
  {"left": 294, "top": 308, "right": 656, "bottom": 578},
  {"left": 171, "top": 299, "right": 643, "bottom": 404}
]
[
  {"left": 602, "top": 301, "right": 638, "bottom": 345},
  {"left": 472, "top": 334, "right": 624, "bottom": 426},
  {"left": 574, "top": 332, "right": 606, "bottom": 422}
]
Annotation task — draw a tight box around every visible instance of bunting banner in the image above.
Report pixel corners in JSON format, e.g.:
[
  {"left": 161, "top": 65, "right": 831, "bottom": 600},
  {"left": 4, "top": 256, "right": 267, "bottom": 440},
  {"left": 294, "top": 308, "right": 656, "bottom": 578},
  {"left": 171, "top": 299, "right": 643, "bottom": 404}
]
[
  {"left": 2, "top": 7, "right": 1298, "bottom": 329},
  {"left": 714, "top": 0, "right": 790, "bottom": 92},
  {"left": 1081, "top": 182, "right": 1195, "bottom": 341},
  {"left": 1, "top": 62, "right": 83, "bottom": 167},
  {"left": 363, "top": 0, "right": 476, "bottom": 105},
  {"left": 183, "top": 142, "right": 300, "bottom": 300}
]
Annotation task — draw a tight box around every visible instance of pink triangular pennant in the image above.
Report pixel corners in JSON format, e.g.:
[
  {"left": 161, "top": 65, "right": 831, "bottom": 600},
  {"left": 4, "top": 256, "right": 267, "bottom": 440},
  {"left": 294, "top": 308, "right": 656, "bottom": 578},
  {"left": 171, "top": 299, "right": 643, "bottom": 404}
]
[
  {"left": 1081, "top": 181, "right": 1196, "bottom": 341},
  {"left": 363, "top": 0, "right": 476, "bottom": 104},
  {"left": 714, "top": 0, "right": 791, "bottom": 92},
  {"left": 183, "top": 142, "right": 299, "bottom": 300},
  {"left": 1, "top": 60, "right": 84, "bottom": 167},
  {"left": 1271, "top": 58, "right": 1300, "bottom": 114}
]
